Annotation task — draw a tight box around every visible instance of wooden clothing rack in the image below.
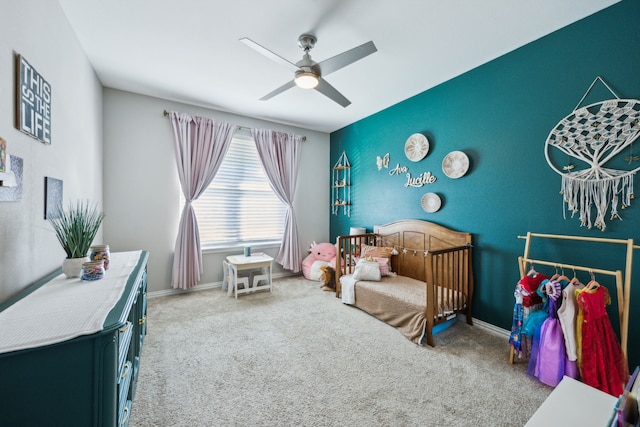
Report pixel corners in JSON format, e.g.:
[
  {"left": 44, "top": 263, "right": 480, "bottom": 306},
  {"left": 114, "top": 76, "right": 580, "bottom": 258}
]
[{"left": 510, "top": 231, "right": 639, "bottom": 364}]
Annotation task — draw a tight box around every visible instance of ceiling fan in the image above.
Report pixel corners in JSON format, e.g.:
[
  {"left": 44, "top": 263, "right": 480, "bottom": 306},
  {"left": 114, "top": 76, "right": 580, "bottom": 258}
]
[{"left": 240, "top": 34, "right": 377, "bottom": 107}]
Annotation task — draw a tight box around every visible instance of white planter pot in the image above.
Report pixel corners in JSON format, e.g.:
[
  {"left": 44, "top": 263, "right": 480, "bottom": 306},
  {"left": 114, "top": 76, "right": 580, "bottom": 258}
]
[{"left": 62, "top": 257, "right": 89, "bottom": 278}]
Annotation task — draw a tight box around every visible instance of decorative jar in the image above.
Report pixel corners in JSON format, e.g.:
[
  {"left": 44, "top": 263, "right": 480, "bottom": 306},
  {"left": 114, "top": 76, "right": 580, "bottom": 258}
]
[
  {"left": 81, "top": 261, "right": 105, "bottom": 281},
  {"left": 89, "top": 245, "right": 110, "bottom": 270}
]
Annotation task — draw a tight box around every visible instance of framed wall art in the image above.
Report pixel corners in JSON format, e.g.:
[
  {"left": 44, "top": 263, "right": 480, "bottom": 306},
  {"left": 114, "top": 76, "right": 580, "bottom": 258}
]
[
  {"left": 15, "top": 54, "right": 51, "bottom": 144},
  {"left": 0, "top": 155, "right": 23, "bottom": 202},
  {"left": 0, "top": 137, "right": 6, "bottom": 172},
  {"left": 44, "top": 177, "right": 63, "bottom": 219}
]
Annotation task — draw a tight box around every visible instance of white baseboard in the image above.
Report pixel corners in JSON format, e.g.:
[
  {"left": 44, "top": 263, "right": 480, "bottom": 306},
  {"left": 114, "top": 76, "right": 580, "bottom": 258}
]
[
  {"left": 148, "top": 272, "right": 299, "bottom": 298},
  {"left": 472, "top": 317, "right": 510, "bottom": 338}
]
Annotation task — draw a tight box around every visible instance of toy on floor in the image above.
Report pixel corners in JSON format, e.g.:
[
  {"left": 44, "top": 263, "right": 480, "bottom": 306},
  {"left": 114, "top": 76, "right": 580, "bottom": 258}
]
[
  {"left": 319, "top": 265, "right": 336, "bottom": 291},
  {"left": 302, "top": 241, "right": 337, "bottom": 281}
]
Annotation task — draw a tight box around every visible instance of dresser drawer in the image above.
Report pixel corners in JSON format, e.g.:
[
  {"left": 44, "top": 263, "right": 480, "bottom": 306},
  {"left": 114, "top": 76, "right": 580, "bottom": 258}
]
[
  {"left": 119, "top": 399, "right": 132, "bottom": 427},
  {"left": 118, "top": 321, "right": 133, "bottom": 373},
  {"left": 139, "top": 272, "right": 148, "bottom": 346},
  {"left": 118, "top": 360, "right": 133, "bottom": 416}
]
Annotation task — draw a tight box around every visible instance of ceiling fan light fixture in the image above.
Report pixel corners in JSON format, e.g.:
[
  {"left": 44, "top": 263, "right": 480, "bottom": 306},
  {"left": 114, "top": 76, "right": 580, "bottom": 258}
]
[{"left": 294, "top": 71, "right": 319, "bottom": 89}]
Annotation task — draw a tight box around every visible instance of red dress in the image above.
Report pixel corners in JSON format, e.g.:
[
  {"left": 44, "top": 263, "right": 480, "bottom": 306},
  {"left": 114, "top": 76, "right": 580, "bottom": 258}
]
[{"left": 577, "top": 285, "right": 628, "bottom": 396}]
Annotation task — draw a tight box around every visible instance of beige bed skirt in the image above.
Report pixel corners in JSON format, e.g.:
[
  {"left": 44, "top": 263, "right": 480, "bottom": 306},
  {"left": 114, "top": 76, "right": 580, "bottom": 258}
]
[{"left": 344, "top": 274, "right": 466, "bottom": 344}]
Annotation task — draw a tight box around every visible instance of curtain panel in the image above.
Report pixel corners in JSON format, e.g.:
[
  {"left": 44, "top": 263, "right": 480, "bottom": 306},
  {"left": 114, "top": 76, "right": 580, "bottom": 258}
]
[
  {"left": 251, "top": 128, "right": 303, "bottom": 272},
  {"left": 169, "top": 112, "right": 235, "bottom": 289}
]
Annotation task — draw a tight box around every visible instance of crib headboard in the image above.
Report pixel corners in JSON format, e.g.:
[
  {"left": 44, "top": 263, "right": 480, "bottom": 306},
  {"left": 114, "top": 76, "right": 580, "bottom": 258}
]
[{"left": 374, "top": 219, "right": 472, "bottom": 281}]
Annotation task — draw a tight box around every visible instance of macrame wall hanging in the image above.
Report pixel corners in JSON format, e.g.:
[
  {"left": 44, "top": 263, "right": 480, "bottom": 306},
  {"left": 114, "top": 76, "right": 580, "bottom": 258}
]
[{"left": 545, "top": 77, "right": 640, "bottom": 231}]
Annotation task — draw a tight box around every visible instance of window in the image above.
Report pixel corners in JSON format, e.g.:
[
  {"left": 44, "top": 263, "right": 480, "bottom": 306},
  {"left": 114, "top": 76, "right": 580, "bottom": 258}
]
[{"left": 184, "top": 132, "right": 286, "bottom": 249}]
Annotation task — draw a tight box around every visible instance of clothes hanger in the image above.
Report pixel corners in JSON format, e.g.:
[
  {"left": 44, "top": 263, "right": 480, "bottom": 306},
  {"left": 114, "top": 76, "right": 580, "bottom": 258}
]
[
  {"left": 569, "top": 267, "right": 583, "bottom": 286},
  {"left": 550, "top": 265, "right": 560, "bottom": 281},
  {"left": 527, "top": 262, "right": 537, "bottom": 277},
  {"left": 586, "top": 270, "right": 601, "bottom": 291},
  {"left": 556, "top": 265, "right": 570, "bottom": 283}
]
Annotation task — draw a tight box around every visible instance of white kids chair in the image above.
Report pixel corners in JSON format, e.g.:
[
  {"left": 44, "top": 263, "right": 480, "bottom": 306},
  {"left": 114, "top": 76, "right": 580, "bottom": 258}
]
[{"left": 223, "top": 260, "right": 250, "bottom": 298}]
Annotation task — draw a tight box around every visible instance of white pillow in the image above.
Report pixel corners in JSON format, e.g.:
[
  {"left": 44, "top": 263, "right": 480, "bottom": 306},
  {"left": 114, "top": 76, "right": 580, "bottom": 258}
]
[{"left": 352, "top": 258, "right": 381, "bottom": 281}]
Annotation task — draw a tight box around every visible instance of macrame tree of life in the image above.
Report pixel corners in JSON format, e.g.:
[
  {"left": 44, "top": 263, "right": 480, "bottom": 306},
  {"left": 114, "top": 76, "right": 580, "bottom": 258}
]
[{"left": 545, "top": 99, "right": 640, "bottom": 231}]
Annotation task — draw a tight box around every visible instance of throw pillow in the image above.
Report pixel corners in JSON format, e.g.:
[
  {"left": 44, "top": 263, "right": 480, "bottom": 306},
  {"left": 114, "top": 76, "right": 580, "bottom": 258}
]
[
  {"left": 361, "top": 244, "right": 394, "bottom": 259},
  {"left": 374, "top": 257, "right": 391, "bottom": 276},
  {"left": 352, "top": 257, "right": 381, "bottom": 281}
]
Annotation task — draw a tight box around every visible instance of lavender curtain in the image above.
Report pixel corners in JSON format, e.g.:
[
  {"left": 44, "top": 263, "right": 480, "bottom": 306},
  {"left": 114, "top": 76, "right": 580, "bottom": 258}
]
[
  {"left": 169, "top": 112, "right": 235, "bottom": 289},
  {"left": 251, "top": 129, "right": 302, "bottom": 272}
]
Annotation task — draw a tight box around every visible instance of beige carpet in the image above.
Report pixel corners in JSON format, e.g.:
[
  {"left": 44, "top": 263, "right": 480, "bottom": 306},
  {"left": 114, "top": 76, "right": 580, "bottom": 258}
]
[{"left": 129, "top": 276, "right": 551, "bottom": 427}]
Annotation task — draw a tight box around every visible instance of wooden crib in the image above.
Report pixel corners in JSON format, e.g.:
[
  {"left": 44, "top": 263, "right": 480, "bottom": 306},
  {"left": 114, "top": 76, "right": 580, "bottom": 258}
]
[{"left": 335, "top": 219, "right": 474, "bottom": 346}]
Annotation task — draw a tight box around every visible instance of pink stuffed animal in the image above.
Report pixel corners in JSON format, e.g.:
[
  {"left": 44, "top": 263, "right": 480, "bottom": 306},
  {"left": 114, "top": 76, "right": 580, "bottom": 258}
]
[{"left": 302, "top": 241, "right": 337, "bottom": 281}]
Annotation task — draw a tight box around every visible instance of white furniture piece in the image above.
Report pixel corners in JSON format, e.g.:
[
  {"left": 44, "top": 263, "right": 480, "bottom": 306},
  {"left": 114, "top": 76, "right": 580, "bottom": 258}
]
[
  {"left": 226, "top": 253, "right": 274, "bottom": 298},
  {"left": 222, "top": 260, "right": 249, "bottom": 297},
  {"left": 525, "top": 376, "right": 617, "bottom": 427}
]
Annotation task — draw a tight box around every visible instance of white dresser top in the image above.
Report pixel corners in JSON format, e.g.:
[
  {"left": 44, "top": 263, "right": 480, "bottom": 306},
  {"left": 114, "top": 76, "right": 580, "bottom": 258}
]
[{"left": 0, "top": 250, "right": 143, "bottom": 354}]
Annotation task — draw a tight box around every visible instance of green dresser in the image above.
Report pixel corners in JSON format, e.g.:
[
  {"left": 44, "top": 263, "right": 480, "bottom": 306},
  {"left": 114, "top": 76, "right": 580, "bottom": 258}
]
[{"left": 0, "top": 250, "right": 149, "bottom": 427}]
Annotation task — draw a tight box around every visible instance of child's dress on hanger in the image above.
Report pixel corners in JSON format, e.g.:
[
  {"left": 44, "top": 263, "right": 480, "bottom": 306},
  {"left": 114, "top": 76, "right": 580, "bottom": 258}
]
[
  {"left": 557, "top": 280, "right": 584, "bottom": 363},
  {"left": 527, "top": 279, "right": 550, "bottom": 378},
  {"left": 577, "top": 285, "right": 628, "bottom": 396},
  {"left": 534, "top": 279, "right": 577, "bottom": 386},
  {"left": 513, "top": 271, "right": 547, "bottom": 360}
]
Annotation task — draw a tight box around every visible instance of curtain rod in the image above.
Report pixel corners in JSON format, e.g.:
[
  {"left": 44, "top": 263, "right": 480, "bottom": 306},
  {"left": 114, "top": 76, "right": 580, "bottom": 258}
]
[{"left": 163, "top": 110, "right": 306, "bottom": 141}]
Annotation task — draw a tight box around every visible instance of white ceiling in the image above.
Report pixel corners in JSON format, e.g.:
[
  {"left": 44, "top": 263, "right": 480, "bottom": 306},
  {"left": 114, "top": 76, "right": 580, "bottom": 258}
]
[{"left": 58, "top": 0, "right": 620, "bottom": 133}]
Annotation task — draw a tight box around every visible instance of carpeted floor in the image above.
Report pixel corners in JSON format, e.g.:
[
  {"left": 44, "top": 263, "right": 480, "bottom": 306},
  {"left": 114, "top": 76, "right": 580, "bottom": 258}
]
[{"left": 129, "top": 276, "right": 551, "bottom": 427}]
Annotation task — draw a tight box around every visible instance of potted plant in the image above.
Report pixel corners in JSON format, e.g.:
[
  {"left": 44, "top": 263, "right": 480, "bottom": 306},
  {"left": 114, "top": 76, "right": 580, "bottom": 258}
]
[{"left": 48, "top": 200, "right": 105, "bottom": 278}]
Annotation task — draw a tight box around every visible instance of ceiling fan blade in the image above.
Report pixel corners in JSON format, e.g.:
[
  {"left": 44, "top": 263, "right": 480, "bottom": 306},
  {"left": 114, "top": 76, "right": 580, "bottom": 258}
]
[
  {"left": 259, "top": 80, "right": 297, "bottom": 101},
  {"left": 314, "top": 78, "right": 351, "bottom": 107},
  {"left": 239, "top": 37, "right": 300, "bottom": 73},
  {"left": 316, "top": 41, "right": 377, "bottom": 76}
]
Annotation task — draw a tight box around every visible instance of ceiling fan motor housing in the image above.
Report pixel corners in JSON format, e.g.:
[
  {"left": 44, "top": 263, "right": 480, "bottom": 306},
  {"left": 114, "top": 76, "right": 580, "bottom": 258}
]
[
  {"left": 298, "top": 34, "right": 317, "bottom": 52},
  {"left": 296, "top": 35, "right": 320, "bottom": 78}
]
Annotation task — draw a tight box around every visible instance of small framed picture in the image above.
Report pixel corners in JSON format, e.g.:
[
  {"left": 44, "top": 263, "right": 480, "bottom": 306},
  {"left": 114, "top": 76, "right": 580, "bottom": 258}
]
[
  {"left": 0, "top": 137, "right": 6, "bottom": 172},
  {"left": 44, "top": 177, "right": 63, "bottom": 219}
]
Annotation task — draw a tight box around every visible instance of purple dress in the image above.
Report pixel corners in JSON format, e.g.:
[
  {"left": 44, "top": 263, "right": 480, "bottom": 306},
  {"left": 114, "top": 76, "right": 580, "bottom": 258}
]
[{"left": 534, "top": 280, "right": 578, "bottom": 387}]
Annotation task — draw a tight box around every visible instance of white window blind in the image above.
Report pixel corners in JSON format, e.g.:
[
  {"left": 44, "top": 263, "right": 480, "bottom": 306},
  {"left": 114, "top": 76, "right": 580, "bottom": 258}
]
[{"left": 185, "top": 132, "right": 286, "bottom": 248}]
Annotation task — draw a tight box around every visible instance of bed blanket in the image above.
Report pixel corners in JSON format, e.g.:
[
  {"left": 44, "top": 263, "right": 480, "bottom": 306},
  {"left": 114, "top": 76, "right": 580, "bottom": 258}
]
[
  {"left": 340, "top": 273, "right": 466, "bottom": 343},
  {"left": 340, "top": 275, "right": 357, "bottom": 305}
]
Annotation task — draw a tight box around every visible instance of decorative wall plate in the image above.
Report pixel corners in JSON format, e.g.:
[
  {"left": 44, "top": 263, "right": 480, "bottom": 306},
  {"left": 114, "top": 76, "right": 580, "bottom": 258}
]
[
  {"left": 421, "top": 192, "right": 441, "bottom": 213},
  {"left": 442, "top": 151, "right": 469, "bottom": 178},
  {"left": 404, "top": 133, "right": 429, "bottom": 162}
]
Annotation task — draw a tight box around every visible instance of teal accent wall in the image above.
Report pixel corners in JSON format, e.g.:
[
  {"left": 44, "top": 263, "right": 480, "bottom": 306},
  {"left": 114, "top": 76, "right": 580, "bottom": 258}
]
[{"left": 330, "top": 0, "right": 640, "bottom": 368}]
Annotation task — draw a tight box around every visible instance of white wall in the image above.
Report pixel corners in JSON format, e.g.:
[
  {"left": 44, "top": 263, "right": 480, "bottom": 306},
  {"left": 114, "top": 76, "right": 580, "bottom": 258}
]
[
  {"left": 103, "top": 89, "right": 330, "bottom": 293},
  {"left": 0, "top": 0, "right": 103, "bottom": 302}
]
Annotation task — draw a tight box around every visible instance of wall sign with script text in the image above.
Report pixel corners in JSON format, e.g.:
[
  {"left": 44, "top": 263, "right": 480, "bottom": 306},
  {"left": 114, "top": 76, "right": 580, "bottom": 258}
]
[{"left": 15, "top": 54, "right": 51, "bottom": 144}]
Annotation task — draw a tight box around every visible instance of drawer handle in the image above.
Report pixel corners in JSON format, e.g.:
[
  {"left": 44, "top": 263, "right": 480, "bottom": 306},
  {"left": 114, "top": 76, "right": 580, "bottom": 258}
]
[
  {"left": 120, "top": 406, "right": 129, "bottom": 426},
  {"left": 120, "top": 362, "right": 130, "bottom": 380},
  {"left": 119, "top": 323, "right": 130, "bottom": 333},
  {"left": 139, "top": 315, "right": 146, "bottom": 326}
]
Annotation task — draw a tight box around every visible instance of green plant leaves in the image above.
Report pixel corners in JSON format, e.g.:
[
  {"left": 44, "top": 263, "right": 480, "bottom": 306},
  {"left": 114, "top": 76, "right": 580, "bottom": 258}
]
[{"left": 48, "top": 200, "right": 105, "bottom": 259}]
